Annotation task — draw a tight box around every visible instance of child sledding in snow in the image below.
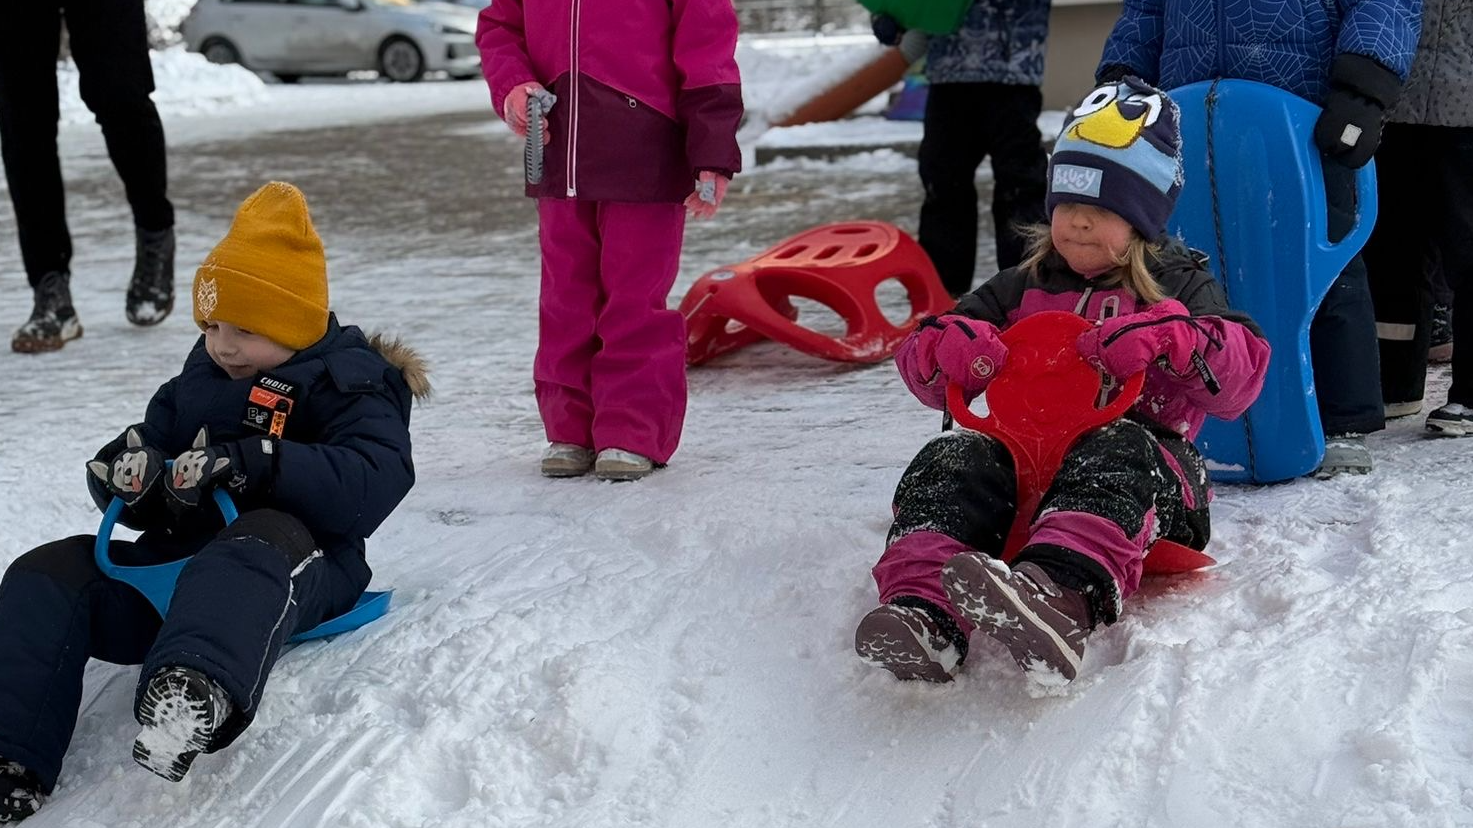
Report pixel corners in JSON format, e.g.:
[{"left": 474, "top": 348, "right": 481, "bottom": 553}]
[
  {"left": 476, "top": 0, "right": 743, "bottom": 480},
  {"left": 855, "top": 78, "right": 1271, "bottom": 687},
  {"left": 0, "top": 182, "right": 428, "bottom": 822}
]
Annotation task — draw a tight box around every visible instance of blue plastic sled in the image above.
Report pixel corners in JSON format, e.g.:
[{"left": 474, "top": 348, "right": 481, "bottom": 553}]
[
  {"left": 95, "top": 490, "right": 391, "bottom": 643},
  {"left": 1166, "top": 79, "right": 1377, "bottom": 483}
]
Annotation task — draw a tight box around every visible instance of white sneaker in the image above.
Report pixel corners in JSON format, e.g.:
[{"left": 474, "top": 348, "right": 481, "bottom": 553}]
[
  {"left": 593, "top": 448, "right": 654, "bottom": 481},
  {"left": 540, "top": 442, "right": 594, "bottom": 477},
  {"left": 1427, "top": 403, "right": 1473, "bottom": 436}
]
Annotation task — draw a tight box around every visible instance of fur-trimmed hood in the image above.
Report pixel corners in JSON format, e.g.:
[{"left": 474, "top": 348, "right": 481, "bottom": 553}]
[{"left": 369, "top": 333, "right": 431, "bottom": 401}]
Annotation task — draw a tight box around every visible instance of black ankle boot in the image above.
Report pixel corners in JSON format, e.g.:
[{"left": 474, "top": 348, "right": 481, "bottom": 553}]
[
  {"left": 126, "top": 226, "right": 175, "bottom": 326},
  {"left": 133, "top": 666, "right": 232, "bottom": 782},
  {"left": 11, "top": 271, "right": 82, "bottom": 354}
]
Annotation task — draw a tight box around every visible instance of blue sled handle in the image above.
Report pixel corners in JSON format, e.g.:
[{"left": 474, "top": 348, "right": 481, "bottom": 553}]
[{"left": 95, "top": 490, "right": 390, "bottom": 643}]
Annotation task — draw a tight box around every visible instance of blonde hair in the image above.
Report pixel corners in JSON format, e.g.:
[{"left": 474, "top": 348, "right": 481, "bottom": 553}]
[{"left": 1016, "top": 224, "right": 1167, "bottom": 304}]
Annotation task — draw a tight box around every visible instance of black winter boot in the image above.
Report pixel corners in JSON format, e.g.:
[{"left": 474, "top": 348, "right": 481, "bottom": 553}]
[
  {"left": 11, "top": 271, "right": 82, "bottom": 354},
  {"left": 0, "top": 761, "right": 43, "bottom": 823},
  {"left": 942, "top": 552, "right": 1093, "bottom": 687},
  {"left": 126, "top": 226, "right": 175, "bottom": 326},
  {"left": 133, "top": 666, "right": 232, "bottom": 782}
]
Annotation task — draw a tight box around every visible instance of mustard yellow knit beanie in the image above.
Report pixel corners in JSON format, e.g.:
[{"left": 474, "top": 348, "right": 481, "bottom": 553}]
[{"left": 193, "top": 182, "right": 329, "bottom": 350}]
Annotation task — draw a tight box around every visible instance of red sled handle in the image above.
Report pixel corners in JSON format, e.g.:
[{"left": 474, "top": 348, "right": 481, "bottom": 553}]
[{"left": 943, "top": 311, "right": 1215, "bottom": 574}]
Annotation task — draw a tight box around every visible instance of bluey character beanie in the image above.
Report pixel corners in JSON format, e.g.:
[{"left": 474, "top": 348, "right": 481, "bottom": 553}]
[
  {"left": 193, "top": 182, "right": 329, "bottom": 350},
  {"left": 1046, "top": 76, "right": 1184, "bottom": 241}
]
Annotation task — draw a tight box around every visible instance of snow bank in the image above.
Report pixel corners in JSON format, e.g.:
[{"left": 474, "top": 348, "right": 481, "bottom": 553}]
[
  {"left": 57, "top": 46, "right": 268, "bottom": 127},
  {"left": 739, "top": 33, "right": 895, "bottom": 127}
]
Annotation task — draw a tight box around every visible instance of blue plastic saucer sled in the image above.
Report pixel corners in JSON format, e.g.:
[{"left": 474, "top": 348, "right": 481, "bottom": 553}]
[
  {"left": 1166, "top": 79, "right": 1377, "bottom": 483},
  {"left": 95, "top": 490, "right": 391, "bottom": 643}
]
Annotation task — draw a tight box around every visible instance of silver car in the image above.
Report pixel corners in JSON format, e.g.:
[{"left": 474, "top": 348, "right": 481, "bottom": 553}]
[{"left": 180, "top": 0, "right": 482, "bottom": 83}]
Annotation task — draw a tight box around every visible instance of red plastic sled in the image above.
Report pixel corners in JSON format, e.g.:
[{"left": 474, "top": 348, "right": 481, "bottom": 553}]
[
  {"left": 945, "top": 311, "right": 1216, "bottom": 575},
  {"left": 679, "top": 221, "right": 951, "bottom": 365}
]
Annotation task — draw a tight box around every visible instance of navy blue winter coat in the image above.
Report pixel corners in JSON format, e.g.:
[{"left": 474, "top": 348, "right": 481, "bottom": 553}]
[
  {"left": 926, "top": 0, "right": 1051, "bottom": 85},
  {"left": 89, "top": 315, "right": 417, "bottom": 591},
  {"left": 1099, "top": 0, "right": 1423, "bottom": 103}
]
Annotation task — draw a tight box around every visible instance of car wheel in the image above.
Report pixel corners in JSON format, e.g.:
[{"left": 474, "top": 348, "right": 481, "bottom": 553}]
[
  {"left": 378, "top": 37, "right": 425, "bottom": 83},
  {"left": 275, "top": 74, "right": 302, "bottom": 84},
  {"left": 200, "top": 38, "right": 243, "bottom": 67}
]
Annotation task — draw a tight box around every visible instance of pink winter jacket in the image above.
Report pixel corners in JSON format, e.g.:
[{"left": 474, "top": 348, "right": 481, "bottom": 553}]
[{"left": 476, "top": 0, "right": 744, "bottom": 203}]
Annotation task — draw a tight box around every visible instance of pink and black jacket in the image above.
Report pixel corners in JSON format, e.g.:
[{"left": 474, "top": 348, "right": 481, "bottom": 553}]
[
  {"left": 898, "top": 244, "right": 1271, "bottom": 442},
  {"left": 476, "top": 0, "right": 744, "bottom": 203}
]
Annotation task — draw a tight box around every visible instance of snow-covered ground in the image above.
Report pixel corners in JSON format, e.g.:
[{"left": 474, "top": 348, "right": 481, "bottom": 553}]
[{"left": 1, "top": 28, "right": 1471, "bottom": 828}]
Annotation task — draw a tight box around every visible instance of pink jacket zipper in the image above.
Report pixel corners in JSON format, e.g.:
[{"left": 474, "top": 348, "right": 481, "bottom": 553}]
[{"left": 565, "top": 0, "right": 581, "bottom": 197}]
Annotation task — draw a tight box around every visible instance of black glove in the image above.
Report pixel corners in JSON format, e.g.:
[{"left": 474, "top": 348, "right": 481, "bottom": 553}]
[
  {"left": 163, "top": 428, "right": 277, "bottom": 510},
  {"left": 87, "top": 426, "right": 165, "bottom": 507},
  {"left": 1313, "top": 53, "right": 1402, "bottom": 169},
  {"left": 871, "top": 13, "right": 902, "bottom": 47}
]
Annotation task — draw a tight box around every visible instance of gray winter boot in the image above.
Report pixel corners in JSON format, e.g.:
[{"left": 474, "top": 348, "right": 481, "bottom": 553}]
[
  {"left": 1314, "top": 433, "right": 1372, "bottom": 478},
  {"left": 941, "top": 552, "right": 1092, "bottom": 687},
  {"left": 541, "top": 442, "right": 594, "bottom": 477},
  {"left": 593, "top": 448, "right": 655, "bottom": 481}
]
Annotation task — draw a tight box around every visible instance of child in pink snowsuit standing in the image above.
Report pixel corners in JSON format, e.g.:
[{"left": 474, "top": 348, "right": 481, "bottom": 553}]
[
  {"left": 855, "top": 78, "right": 1272, "bottom": 688},
  {"left": 476, "top": 0, "right": 743, "bottom": 481}
]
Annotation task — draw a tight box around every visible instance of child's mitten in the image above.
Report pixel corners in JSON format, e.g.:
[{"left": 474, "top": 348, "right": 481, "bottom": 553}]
[
  {"left": 1076, "top": 299, "right": 1210, "bottom": 381},
  {"left": 88, "top": 427, "right": 165, "bottom": 507},
  {"left": 912, "top": 316, "right": 1008, "bottom": 401},
  {"left": 164, "top": 428, "right": 275, "bottom": 510}
]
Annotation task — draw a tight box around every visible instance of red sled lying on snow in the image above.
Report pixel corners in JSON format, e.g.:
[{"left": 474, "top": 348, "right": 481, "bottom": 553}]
[
  {"left": 947, "top": 311, "right": 1216, "bottom": 576},
  {"left": 679, "top": 221, "right": 951, "bottom": 365}
]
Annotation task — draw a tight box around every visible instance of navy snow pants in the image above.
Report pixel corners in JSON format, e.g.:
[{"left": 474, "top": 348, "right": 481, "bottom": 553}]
[
  {"left": 1312, "top": 160, "right": 1385, "bottom": 435},
  {"left": 0, "top": 510, "right": 366, "bottom": 791}
]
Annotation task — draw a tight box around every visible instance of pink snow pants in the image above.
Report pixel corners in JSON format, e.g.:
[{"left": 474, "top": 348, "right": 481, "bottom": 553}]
[{"left": 536, "top": 198, "right": 688, "bottom": 464}]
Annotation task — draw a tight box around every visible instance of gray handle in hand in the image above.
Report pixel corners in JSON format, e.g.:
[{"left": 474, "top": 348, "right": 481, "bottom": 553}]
[{"left": 524, "top": 89, "right": 558, "bottom": 186}]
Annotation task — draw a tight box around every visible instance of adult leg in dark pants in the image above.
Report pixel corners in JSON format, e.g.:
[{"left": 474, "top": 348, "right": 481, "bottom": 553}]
[
  {"left": 1427, "top": 127, "right": 1473, "bottom": 431},
  {"left": 65, "top": 0, "right": 177, "bottom": 327},
  {"left": 0, "top": 0, "right": 175, "bottom": 352},
  {"left": 63, "top": 0, "right": 173, "bottom": 237},
  {"left": 1312, "top": 160, "right": 1385, "bottom": 474},
  {"left": 1364, "top": 122, "right": 1433, "bottom": 415},
  {"left": 0, "top": 2, "right": 71, "bottom": 286}
]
